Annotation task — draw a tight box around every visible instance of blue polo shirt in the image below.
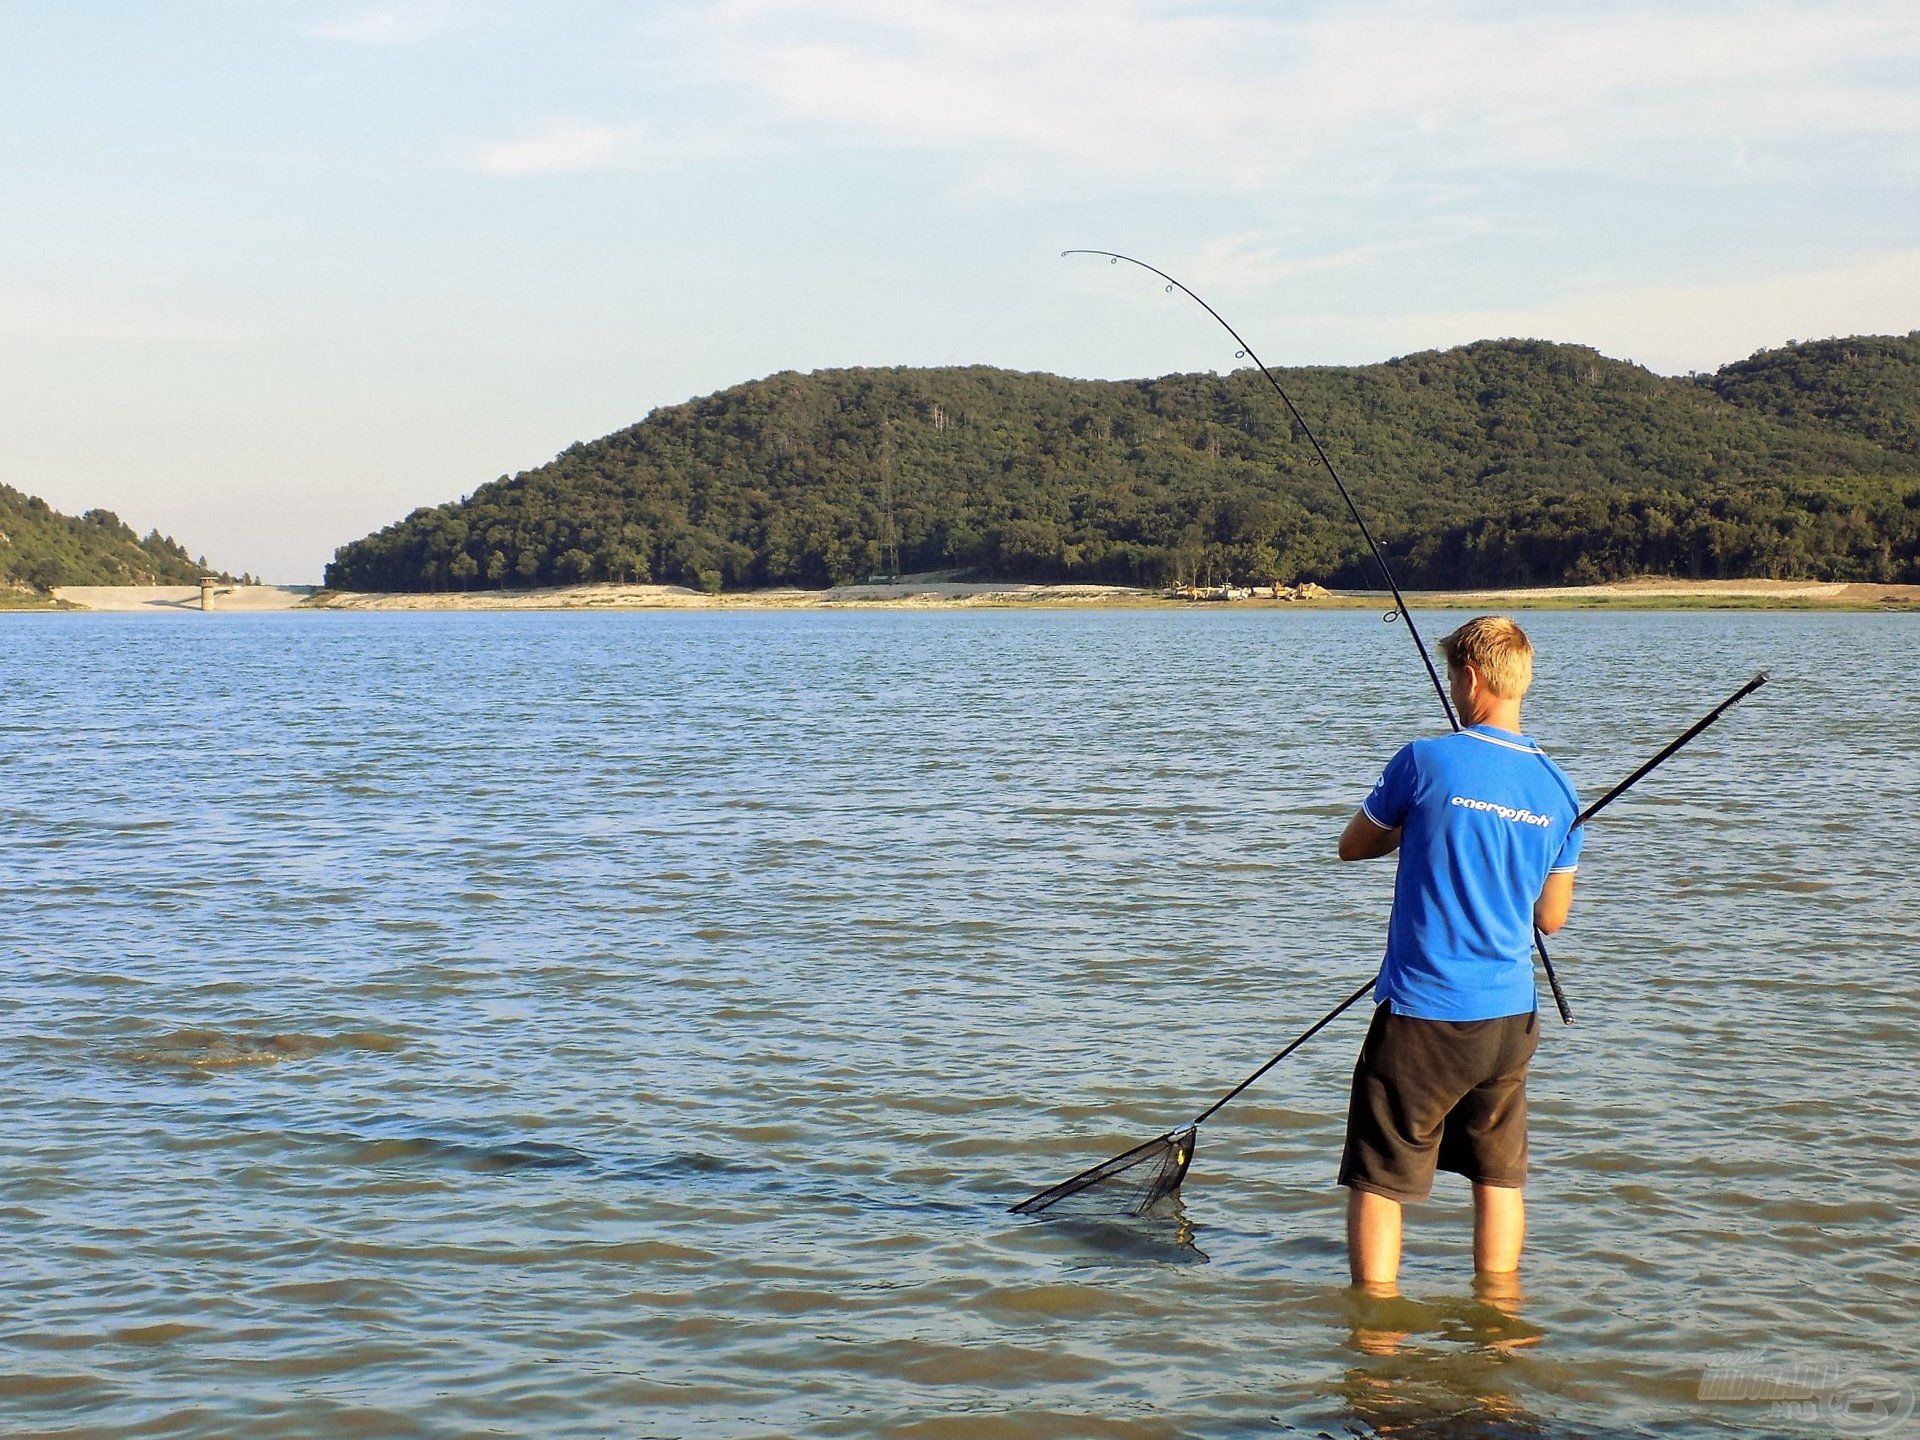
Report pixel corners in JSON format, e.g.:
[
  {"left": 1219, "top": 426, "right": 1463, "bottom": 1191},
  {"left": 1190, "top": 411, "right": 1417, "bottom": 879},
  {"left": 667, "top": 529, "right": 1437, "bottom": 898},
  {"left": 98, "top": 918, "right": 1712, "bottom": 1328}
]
[{"left": 1362, "top": 724, "right": 1582, "bottom": 1021}]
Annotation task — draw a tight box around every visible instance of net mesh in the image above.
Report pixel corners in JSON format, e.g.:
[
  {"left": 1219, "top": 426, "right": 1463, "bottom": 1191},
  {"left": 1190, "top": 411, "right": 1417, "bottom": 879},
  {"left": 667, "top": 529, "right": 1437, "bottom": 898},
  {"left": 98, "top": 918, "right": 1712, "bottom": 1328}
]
[{"left": 1010, "top": 1125, "right": 1196, "bottom": 1217}]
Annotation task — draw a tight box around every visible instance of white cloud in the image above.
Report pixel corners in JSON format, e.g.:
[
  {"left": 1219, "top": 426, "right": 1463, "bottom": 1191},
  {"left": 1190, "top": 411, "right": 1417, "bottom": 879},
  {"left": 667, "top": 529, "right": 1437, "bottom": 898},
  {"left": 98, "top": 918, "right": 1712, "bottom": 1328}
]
[
  {"left": 1179, "top": 231, "right": 1483, "bottom": 294},
  {"left": 655, "top": 0, "right": 1920, "bottom": 191},
  {"left": 629, "top": 0, "right": 1920, "bottom": 373},
  {"left": 470, "top": 119, "right": 642, "bottom": 176},
  {"left": 461, "top": 2, "right": 1920, "bottom": 198},
  {"left": 468, "top": 113, "right": 769, "bottom": 177},
  {"left": 307, "top": 2, "right": 454, "bottom": 47},
  {"left": 1052, "top": 246, "right": 1920, "bottom": 377}
]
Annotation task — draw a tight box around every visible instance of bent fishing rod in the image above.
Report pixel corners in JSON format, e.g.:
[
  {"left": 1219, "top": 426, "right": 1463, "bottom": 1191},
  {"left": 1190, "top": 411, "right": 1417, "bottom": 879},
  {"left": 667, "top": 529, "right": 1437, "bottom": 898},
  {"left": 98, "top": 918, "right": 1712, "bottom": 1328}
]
[
  {"left": 1012, "top": 671, "right": 1770, "bottom": 1214},
  {"left": 1064, "top": 250, "right": 1588, "bottom": 1017},
  {"left": 1065, "top": 249, "right": 1456, "bottom": 722}
]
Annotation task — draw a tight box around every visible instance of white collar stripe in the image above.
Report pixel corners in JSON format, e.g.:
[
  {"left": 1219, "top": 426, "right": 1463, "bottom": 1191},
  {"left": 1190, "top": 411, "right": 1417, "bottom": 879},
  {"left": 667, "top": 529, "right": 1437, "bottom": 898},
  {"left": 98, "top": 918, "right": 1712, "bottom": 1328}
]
[{"left": 1462, "top": 728, "right": 1542, "bottom": 755}]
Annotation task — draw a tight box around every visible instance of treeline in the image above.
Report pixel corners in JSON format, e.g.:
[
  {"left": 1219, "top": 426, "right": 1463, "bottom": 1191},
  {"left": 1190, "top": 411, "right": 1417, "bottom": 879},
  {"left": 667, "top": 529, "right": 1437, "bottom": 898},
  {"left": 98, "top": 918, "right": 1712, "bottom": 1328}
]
[
  {"left": 326, "top": 335, "right": 1920, "bottom": 592},
  {"left": 0, "top": 485, "right": 212, "bottom": 588},
  {"left": 1407, "top": 480, "right": 1919, "bottom": 586}
]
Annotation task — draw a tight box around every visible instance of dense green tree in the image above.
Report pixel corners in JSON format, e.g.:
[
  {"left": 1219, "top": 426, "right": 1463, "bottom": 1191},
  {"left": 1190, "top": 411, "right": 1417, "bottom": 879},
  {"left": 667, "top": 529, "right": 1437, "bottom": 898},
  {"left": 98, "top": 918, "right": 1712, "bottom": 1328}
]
[
  {"left": 325, "top": 336, "right": 1920, "bottom": 592},
  {"left": 1703, "top": 334, "right": 1920, "bottom": 457},
  {"left": 0, "top": 486, "right": 214, "bottom": 588}
]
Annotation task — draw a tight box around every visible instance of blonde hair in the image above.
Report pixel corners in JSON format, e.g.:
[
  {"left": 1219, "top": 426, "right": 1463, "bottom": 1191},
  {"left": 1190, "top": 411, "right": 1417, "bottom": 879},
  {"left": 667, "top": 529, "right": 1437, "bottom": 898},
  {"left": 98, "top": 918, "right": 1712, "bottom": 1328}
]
[{"left": 1438, "top": 615, "right": 1534, "bottom": 698}]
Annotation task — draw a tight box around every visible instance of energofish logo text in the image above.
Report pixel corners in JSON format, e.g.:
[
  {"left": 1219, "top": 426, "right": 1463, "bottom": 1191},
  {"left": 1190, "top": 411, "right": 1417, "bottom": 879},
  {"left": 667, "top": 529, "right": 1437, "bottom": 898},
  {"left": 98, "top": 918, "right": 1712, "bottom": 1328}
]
[{"left": 1450, "top": 795, "right": 1555, "bottom": 827}]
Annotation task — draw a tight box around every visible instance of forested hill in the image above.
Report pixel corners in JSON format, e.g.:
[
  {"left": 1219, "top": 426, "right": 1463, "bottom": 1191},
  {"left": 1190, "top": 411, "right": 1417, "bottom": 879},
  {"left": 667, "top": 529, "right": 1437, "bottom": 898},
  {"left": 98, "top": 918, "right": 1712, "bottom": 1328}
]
[
  {"left": 326, "top": 334, "right": 1920, "bottom": 593},
  {"left": 1701, "top": 334, "right": 1920, "bottom": 459},
  {"left": 1, "top": 485, "right": 211, "bottom": 588}
]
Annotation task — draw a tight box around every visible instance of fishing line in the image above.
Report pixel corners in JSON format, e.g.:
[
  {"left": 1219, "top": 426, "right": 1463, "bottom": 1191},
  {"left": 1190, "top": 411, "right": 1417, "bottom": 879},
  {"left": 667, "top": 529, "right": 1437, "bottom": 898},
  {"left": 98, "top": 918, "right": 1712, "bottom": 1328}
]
[
  {"left": 1063, "top": 249, "right": 1456, "bottom": 724},
  {"left": 1061, "top": 250, "right": 1591, "bottom": 1020}
]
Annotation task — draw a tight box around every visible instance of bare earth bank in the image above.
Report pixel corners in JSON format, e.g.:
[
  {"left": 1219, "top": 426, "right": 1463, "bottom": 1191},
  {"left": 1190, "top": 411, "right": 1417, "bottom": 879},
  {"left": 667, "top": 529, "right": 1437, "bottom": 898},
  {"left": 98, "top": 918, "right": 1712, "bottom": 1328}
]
[
  {"left": 42, "top": 577, "right": 1920, "bottom": 613},
  {"left": 51, "top": 585, "right": 311, "bottom": 612},
  {"left": 305, "top": 576, "right": 1920, "bottom": 611},
  {"left": 305, "top": 580, "right": 1150, "bottom": 610}
]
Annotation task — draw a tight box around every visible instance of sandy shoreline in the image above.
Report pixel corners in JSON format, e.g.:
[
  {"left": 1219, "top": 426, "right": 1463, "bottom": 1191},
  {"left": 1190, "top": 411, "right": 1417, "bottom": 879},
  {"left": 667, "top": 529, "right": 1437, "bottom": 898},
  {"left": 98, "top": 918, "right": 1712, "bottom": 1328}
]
[
  {"left": 38, "top": 576, "right": 1920, "bottom": 613},
  {"left": 49, "top": 585, "right": 312, "bottom": 612},
  {"left": 291, "top": 575, "right": 1920, "bottom": 612},
  {"left": 307, "top": 579, "right": 1155, "bottom": 610},
  {"left": 1391, "top": 577, "right": 1920, "bottom": 609}
]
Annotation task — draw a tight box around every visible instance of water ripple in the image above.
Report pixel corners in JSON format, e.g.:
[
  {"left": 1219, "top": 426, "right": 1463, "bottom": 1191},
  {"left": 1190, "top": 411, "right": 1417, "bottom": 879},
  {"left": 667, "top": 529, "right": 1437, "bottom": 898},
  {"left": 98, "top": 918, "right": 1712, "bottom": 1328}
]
[{"left": 0, "top": 609, "right": 1910, "bottom": 1439}]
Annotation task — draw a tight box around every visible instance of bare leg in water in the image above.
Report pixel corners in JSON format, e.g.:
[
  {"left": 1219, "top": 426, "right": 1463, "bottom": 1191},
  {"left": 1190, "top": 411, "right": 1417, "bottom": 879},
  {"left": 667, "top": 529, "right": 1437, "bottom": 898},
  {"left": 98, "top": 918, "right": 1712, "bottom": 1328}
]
[
  {"left": 1473, "top": 1182, "right": 1524, "bottom": 1274},
  {"left": 1347, "top": 1189, "right": 1402, "bottom": 1285},
  {"left": 1348, "top": 1184, "right": 1525, "bottom": 1285}
]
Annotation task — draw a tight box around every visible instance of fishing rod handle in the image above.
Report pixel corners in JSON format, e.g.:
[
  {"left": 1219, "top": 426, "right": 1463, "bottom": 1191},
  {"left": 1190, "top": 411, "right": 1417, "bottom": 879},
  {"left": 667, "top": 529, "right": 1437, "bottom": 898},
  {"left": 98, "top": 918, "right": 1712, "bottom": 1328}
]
[{"left": 1535, "top": 928, "right": 1573, "bottom": 1026}]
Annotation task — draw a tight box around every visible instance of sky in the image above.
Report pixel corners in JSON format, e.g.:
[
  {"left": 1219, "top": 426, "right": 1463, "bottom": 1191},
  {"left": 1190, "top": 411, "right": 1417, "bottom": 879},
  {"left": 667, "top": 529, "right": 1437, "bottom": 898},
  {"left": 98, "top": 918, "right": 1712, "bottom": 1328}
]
[{"left": 2, "top": 1, "right": 1917, "bottom": 582}]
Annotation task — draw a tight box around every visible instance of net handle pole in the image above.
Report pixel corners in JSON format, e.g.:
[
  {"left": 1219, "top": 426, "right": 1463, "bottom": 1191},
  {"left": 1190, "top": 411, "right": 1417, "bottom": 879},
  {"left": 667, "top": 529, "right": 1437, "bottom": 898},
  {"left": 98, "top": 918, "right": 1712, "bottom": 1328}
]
[
  {"left": 1186, "top": 674, "right": 1768, "bottom": 1119},
  {"left": 1535, "top": 671, "right": 1768, "bottom": 1023},
  {"left": 1190, "top": 976, "right": 1376, "bottom": 1129},
  {"left": 1575, "top": 671, "right": 1769, "bottom": 828}
]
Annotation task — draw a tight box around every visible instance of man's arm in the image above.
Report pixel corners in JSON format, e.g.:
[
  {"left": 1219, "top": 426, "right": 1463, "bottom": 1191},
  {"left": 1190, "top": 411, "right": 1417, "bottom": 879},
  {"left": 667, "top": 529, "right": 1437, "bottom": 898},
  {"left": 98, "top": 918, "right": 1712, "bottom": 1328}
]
[
  {"left": 1533, "top": 871, "right": 1576, "bottom": 934},
  {"left": 1338, "top": 809, "right": 1402, "bottom": 861}
]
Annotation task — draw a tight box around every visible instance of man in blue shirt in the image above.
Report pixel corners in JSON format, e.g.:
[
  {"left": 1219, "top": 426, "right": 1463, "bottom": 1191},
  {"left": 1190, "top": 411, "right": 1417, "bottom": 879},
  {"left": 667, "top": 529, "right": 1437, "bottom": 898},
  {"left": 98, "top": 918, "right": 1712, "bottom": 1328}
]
[{"left": 1335, "top": 615, "right": 1581, "bottom": 1286}]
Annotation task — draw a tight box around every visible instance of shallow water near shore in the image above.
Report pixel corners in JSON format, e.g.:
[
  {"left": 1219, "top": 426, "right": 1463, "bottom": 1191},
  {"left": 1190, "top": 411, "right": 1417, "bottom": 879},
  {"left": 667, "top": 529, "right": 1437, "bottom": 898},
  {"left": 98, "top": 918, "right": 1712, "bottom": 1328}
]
[{"left": 2, "top": 608, "right": 1914, "bottom": 1438}]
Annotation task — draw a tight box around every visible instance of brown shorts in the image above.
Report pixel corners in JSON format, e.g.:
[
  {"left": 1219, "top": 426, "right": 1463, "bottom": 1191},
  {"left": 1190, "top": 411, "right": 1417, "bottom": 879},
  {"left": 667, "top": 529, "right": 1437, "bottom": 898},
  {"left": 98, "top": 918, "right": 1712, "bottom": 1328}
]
[{"left": 1338, "top": 1002, "right": 1538, "bottom": 1203}]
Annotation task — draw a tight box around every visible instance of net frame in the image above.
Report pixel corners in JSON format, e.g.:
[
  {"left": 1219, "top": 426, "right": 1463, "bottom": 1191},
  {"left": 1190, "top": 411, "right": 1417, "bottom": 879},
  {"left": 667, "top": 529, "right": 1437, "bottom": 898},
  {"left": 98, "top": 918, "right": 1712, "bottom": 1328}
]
[
  {"left": 1008, "top": 977, "right": 1377, "bottom": 1219},
  {"left": 1009, "top": 1126, "right": 1196, "bottom": 1217}
]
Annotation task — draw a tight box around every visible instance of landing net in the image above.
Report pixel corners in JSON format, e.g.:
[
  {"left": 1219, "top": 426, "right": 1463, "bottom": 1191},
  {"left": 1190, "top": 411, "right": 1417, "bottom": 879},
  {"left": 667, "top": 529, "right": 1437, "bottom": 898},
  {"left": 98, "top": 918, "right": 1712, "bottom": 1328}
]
[{"left": 1009, "top": 1125, "right": 1196, "bottom": 1217}]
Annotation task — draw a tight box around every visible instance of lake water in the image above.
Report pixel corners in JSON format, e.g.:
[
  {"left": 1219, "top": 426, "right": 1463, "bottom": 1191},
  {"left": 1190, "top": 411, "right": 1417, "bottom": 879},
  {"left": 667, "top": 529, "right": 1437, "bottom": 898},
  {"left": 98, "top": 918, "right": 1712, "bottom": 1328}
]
[{"left": 2, "top": 608, "right": 1914, "bottom": 1439}]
